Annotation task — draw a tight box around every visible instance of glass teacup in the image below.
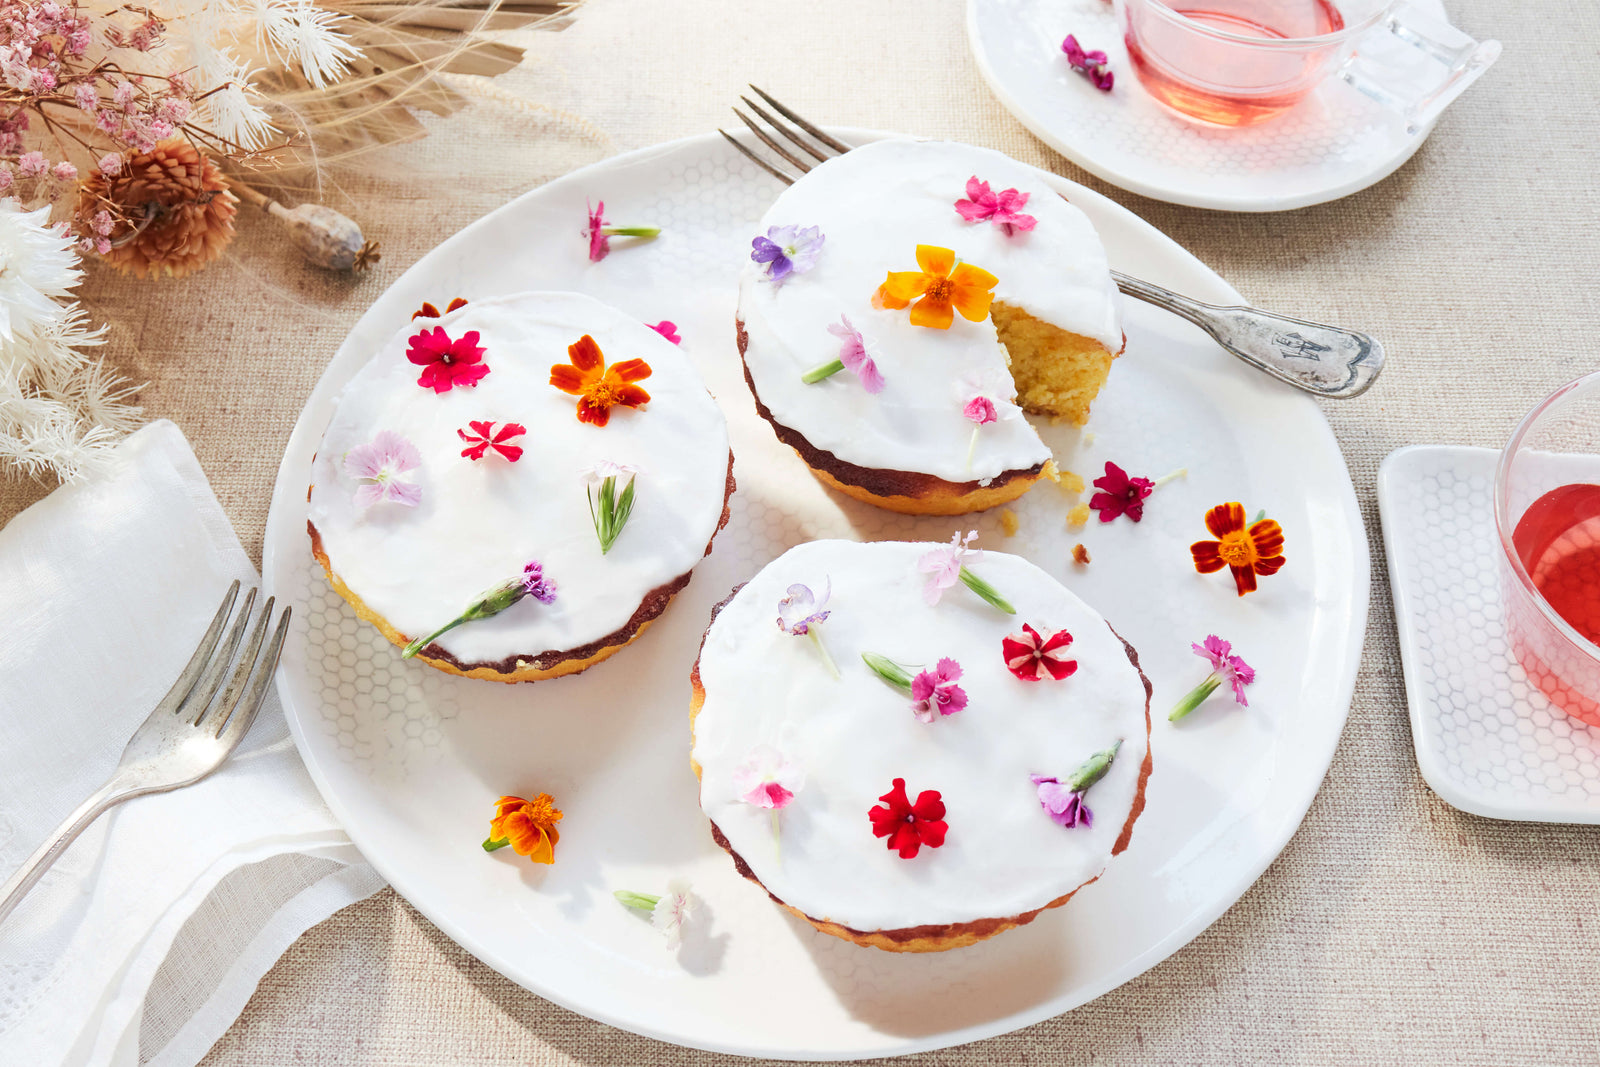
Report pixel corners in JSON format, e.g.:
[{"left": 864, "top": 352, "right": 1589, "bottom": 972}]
[
  {"left": 1113, "top": 0, "right": 1500, "bottom": 129},
  {"left": 1496, "top": 372, "right": 1600, "bottom": 728}
]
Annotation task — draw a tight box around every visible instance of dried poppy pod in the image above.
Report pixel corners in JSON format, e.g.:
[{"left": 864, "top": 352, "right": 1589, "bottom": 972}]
[{"left": 79, "top": 139, "right": 238, "bottom": 279}]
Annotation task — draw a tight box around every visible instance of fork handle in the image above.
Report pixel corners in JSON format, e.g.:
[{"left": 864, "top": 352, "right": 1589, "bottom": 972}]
[
  {"left": 1112, "top": 270, "right": 1384, "bottom": 399},
  {"left": 0, "top": 777, "right": 133, "bottom": 927}
]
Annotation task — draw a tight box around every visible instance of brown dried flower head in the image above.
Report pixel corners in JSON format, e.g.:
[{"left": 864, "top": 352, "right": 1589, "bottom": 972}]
[{"left": 79, "top": 139, "right": 239, "bottom": 279}]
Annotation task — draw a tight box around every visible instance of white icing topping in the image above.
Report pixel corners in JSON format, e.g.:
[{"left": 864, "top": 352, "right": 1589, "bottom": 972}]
[
  {"left": 309, "top": 291, "right": 730, "bottom": 666},
  {"left": 692, "top": 540, "right": 1149, "bottom": 932},
  {"left": 737, "top": 139, "right": 1122, "bottom": 485}
]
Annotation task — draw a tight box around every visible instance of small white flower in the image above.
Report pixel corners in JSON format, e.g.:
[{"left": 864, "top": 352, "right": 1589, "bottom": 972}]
[
  {"left": 650, "top": 879, "right": 697, "bottom": 949},
  {"left": 0, "top": 202, "right": 83, "bottom": 343},
  {"left": 580, "top": 459, "right": 639, "bottom": 485}
]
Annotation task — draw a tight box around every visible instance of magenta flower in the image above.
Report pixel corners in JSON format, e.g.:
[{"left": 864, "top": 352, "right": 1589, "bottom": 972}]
[
  {"left": 457, "top": 420, "right": 526, "bottom": 462},
  {"left": 520, "top": 560, "right": 559, "bottom": 605},
  {"left": 585, "top": 200, "right": 660, "bottom": 262},
  {"left": 751, "top": 224, "right": 825, "bottom": 285},
  {"left": 954, "top": 177, "right": 1037, "bottom": 237},
  {"left": 406, "top": 326, "right": 489, "bottom": 394},
  {"left": 1089, "top": 461, "right": 1155, "bottom": 523},
  {"left": 824, "top": 314, "right": 885, "bottom": 393},
  {"left": 776, "top": 579, "right": 831, "bottom": 635},
  {"left": 1171, "top": 635, "right": 1255, "bottom": 721},
  {"left": 1030, "top": 775, "right": 1092, "bottom": 829},
  {"left": 910, "top": 658, "right": 968, "bottom": 723},
  {"left": 649, "top": 320, "right": 681, "bottom": 344},
  {"left": 1062, "top": 34, "right": 1114, "bottom": 91},
  {"left": 344, "top": 431, "right": 422, "bottom": 509},
  {"left": 732, "top": 744, "right": 805, "bottom": 810}
]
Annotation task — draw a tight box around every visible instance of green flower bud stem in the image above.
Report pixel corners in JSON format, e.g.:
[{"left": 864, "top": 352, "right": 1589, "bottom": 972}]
[
  {"left": 966, "top": 426, "right": 980, "bottom": 472},
  {"left": 862, "top": 651, "right": 914, "bottom": 692},
  {"left": 1253, "top": 509, "right": 1267, "bottom": 525},
  {"left": 1065, "top": 741, "right": 1122, "bottom": 792},
  {"left": 808, "top": 624, "right": 840, "bottom": 680},
  {"left": 1169, "top": 674, "right": 1223, "bottom": 721},
  {"left": 614, "top": 889, "right": 661, "bottom": 911},
  {"left": 1153, "top": 467, "right": 1188, "bottom": 489},
  {"left": 958, "top": 565, "right": 1017, "bottom": 614},
  {"left": 403, "top": 577, "right": 525, "bottom": 658},
  {"left": 589, "top": 473, "right": 638, "bottom": 555},
  {"left": 601, "top": 226, "right": 660, "bottom": 239},
  {"left": 482, "top": 836, "right": 510, "bottom": 852},
  {"left": 802, "top": 359, "right": 845, "bottom": 384}
]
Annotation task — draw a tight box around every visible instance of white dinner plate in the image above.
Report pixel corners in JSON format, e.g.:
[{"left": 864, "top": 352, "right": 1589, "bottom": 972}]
[
  {"left": 262, "top": 129, "right": 1370, "bottom": 1059},
  {"left": 967, "top": 0, "right": 1453, "bottom": 212}
]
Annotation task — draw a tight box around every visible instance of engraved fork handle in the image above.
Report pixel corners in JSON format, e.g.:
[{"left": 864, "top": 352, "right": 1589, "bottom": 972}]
[{"left": 1112, "top": 271, "right": 1385, "bottom": 399}]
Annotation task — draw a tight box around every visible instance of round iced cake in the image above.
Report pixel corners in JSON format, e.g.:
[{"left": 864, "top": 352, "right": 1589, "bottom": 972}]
[
  {"left": 308, "top": 291, "right": 733, "bottom": 682},
  {"left": 689, "top": 539, "right": 1151, "bottom": 952},
  {"left": 736, "top": 138, "right": 1124, "bottom": 515}
]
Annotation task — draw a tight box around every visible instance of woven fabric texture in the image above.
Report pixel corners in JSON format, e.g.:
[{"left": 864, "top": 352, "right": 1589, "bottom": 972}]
[{"left": 4, "top": 0, "right": 1599, "bottom": 1062}]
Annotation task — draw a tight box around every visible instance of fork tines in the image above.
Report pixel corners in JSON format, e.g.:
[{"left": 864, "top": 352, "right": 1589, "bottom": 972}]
[
  {"left": 161, "top": 580, "right": 292, "bottom": 738},
  {"left": 719, "top": 85, "right": 851, "bottom": 186}
]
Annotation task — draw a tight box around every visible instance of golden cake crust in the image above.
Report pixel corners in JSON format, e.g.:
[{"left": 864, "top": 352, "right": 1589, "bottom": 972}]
[
  {"left": 688, "top": 583, "right": 1154, "bottom": 952},
  {"left": 308, "top": 451, "right": 735, "bottom": 683}
]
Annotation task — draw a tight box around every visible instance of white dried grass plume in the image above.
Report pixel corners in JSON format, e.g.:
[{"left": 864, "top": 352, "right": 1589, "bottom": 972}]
[
  {"left": 245, "top": 0, "right": 360, "bottom": 89},
  {"left": 0, "top": 202, "right": 141, "bottom": 484}
]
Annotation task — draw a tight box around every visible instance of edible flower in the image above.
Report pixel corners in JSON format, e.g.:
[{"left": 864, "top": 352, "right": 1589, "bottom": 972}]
[
  {"left": 1031, "top": 741, "right": 1121, "bottom": 830},
  {"left": 648, "top": 320, "right": 681, "bottom": 344},
  {"left": 585, "top": 199, "right": 660, "bottom": 262},
  {"left": 869, "top": 778, "right": 948, "bottom": 859},
  {"left": 344, "top": 430, "right": 422, "bottom": 509},
  {"left": 751, "top": 224, "right": 825, "bottom": 285},
  {"left": 412, "top": 297, "right": 468, "bottom": 320},
  {"left": 918, "top": 530, "right": 1016, "bottom": 613},
  {"left": 550, "top": 334, "right": 652, "bottom": 427},
  {"left": 583, "top": 460, "right": 638, "bottom": 555},
  {"left": 1062, "top": 34, "right": 1114, "bottom": 91},
  {"left": 407, "top": 326, "right": 489, "bottom": 394},
  {"left": 615, "top": 880, "right": 697, "bottom": 948},
  {"left": 958, "top": 367, "right": 1022, "bottom": 469},
  {"left": 777, "top": 579, "right": 839, "bottom": 678},
  {"left": 403, "top": 560, "right": 557, "bottom": 658},
  {"left": 1090, "top": 462, "right": 1154, "bottom": 523},
  {"left": 875, "top": 244, "right": 998, "bottom": 330},
  {"left": 483, "top": 793, "right": 562, "bottom": 863},
  {"left": 457, "top": 421, "right": 526, "bottom": 463},
  {"left": 1170, "top": 635, "right": 1256, "bottom": 721},
  {"left": 1190, "top": 502, "right": 1286, "bottom": 596},
  {"left": 910, "top": 658, "right": 968, "bottom": 723},
  {"left": 954, "top": 177, "right": 1037, "bottom": 236},
  {"left": 733, "top": 744, "right": 805, "bottom": 810},
  {"left": 1002, "top": 623, "right": 1078, "bottom": 682},
  {"left": 803, "top": 314, "right": 885, "bottom": 392}
]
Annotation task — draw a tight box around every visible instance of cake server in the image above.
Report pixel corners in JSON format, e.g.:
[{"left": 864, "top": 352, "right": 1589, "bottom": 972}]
[{"left": 721, "top": 86, "right": 1384, "bottom": 400}]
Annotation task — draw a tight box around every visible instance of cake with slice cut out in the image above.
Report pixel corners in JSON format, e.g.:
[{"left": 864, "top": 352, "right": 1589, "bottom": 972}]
[
  {"left": 307, "top": 291, "right": 733, "bottom": 682},
  {"left": 689, "top": 538, "right": 1152, "bottom": 952},
  {"left": 735, "top": 138, "right": 1125, "bottom": 515}
]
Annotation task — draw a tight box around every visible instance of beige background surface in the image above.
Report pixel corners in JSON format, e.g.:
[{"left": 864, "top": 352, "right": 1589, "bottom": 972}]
[{"left": 5, "top": 0, "right": 1599, "bottom": 1062}]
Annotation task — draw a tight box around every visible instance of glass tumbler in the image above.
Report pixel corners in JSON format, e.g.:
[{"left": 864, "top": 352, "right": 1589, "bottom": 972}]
[
  {"left": 1113, "top": 0, "right": 1500, "bottom": 129},
  {"left": 1495, "top": 372, "right": 1600, "bottom": 728}
]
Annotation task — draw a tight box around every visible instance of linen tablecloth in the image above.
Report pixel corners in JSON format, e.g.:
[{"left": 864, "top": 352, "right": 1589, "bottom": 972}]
[{"left": 3, "top": 0, "right": 1597, "bottom": 1062}]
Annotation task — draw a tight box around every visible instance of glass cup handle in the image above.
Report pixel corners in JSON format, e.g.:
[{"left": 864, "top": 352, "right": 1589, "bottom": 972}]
[{"left": 1338, "top": 2, "right": 1502, "bottom": 135}]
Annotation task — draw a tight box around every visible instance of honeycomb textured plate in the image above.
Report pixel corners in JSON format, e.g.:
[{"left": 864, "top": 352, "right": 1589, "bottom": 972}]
[
  {"left": 1379, "top": 445, "right": 1600, "bottom": 824},
  {"left": 967, "top": 0, "right": 1451, "bottom": 211},
  {"left": 262, "top": 130, "right": 1369, "bottom": 1059}
]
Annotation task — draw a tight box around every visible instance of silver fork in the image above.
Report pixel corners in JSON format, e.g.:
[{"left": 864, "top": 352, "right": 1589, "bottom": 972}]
[
  {"left": 0, "top": 581, "right": 291, "bottom": 926},
  {"left": 721, "top": 86, "right": 1384, "bottom": 400}
]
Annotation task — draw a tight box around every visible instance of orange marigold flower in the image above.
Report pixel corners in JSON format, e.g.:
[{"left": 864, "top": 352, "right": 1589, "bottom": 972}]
[
  {"left": 549, "top": 334, "right": 652, "bottom": 426},
  {"left": 1190, "top": 503, "right": 1286, "bottom": 597},
  {"left": 486, "top": 793, "right": 563, "bottom": 864},
  {"left": 874, "top": 244, "right": 998, "bottom": 330},
  {"left": 412, "top": 297, "right": 468, "bottom": 320}
]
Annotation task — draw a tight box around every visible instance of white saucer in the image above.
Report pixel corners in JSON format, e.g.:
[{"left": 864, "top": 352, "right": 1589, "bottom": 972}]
[
  {"left": 1379, "top": 445, "right": 1600, "bottom": 824},
  {"left": 968, "top": 0, "right": 1460, "bottom": 211}
]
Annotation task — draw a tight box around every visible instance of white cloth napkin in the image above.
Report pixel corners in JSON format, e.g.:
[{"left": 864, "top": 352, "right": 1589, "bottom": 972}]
[{"left": 0, "top": 420, "right": 384, "bottom": 1067}]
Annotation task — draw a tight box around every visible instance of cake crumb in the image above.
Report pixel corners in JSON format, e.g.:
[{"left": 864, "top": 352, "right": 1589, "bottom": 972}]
[
  {"left": 1000, "top": 509, "right": 1020, "bottom": 536},
  {"left": 1058, "top": 469, "right": 1086, "bottom": 496},
  {"left": 1041, "top": 458, "right": 1060, "bottom": 483},
  {"left": 1084, "top": 432, "right": 1097, "bottom": 446},
  {"left": 1072, "top": 543, "right": 1091, "bottom": 565},
  {"left": 1067, "top": 502, "right": 1091, "bottom": 528}
]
